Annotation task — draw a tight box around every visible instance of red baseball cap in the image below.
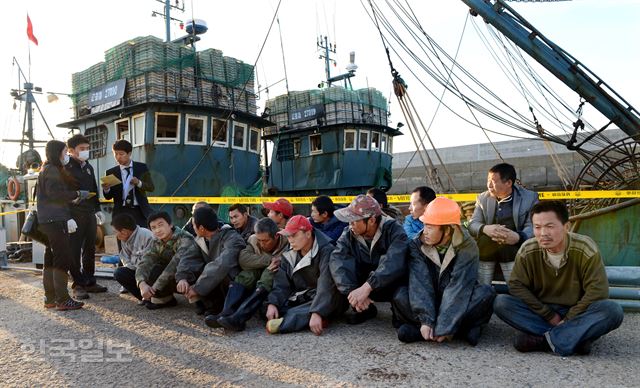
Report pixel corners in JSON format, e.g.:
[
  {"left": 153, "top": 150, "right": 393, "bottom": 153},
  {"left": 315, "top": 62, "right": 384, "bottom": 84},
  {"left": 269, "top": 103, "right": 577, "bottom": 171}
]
[
  {"left": 278, "top": 215, "right": 313, "bottom": 236},
  {"left": 263, "top": 198, "right": 293, "bottom": 218}
]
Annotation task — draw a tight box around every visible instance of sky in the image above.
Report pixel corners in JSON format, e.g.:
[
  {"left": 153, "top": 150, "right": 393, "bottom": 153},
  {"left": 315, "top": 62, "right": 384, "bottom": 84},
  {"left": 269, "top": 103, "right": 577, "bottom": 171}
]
[{"left": 1, "top": 0, "right": 639, "bottom": 169}]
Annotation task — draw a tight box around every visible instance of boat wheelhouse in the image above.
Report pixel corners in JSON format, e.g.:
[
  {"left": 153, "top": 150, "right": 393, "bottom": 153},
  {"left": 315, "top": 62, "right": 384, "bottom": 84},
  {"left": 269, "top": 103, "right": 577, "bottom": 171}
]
[
  {"left": 58, "top": 36, "right": 270, "bottom": 223},
  {"left": 263, "top": 86, "right": 401, "bottom": 196}
]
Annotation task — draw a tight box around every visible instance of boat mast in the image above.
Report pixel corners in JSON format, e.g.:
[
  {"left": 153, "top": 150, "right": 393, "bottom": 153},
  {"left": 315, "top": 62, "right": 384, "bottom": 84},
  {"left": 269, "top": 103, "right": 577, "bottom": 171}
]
[
  {"left": 152, "top": 0, "right": 185, "bottom": 43},
  {"left": 318, "top": 35, "right": 358, "bottom": 88}
]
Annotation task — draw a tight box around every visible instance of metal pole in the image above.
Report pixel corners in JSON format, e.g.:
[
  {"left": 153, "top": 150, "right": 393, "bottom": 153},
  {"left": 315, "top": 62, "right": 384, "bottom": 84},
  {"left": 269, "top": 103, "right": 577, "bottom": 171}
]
[
  {"left": 25, "top": 83, "right": 34, "bottom": 150},
  {"left": 165, "top": 0, "right": 171, "bottom": 42}
]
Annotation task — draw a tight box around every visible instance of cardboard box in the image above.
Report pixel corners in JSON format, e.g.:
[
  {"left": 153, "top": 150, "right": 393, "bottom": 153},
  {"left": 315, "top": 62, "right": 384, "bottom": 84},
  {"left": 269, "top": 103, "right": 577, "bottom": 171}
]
[{"left": 104, "top": 235, "right": 119, "bottom": 255}]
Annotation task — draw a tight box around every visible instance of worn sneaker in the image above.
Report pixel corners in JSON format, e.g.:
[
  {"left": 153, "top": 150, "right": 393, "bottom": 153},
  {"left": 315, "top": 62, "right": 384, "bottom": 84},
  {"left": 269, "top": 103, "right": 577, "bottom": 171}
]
[
  {"left": 346, "top": 304, "right": 378, "bottom": 325},
  {"left": 145, "top": 297, "right": 178, "bottom": 310},
  {"left": 195, "top": 300, "right": 207, "bottom": 315},
  {"left": 266, "top": 318, "right": 284, "bottom": 334},
  {"left": 119, "top": 286, "right": 129, "bottom": 294},
  {"left": 72, "top": 286, "right": 90, "bottom": 300},
  {"left": 575, "top": 340, "right": 593, "bottom": 355},
  {"left": 44, "top": 300, "right": 57, "bottom": 309},
  {"left": 397, "top": 324, "right": 423, "bottom": 343},
  {"left": 85, "top": 283, "right": 108, "bottom": 293},
  {"left": 204, "top": 313, "right": 223, "bottom": 328},
  {"left": 56, "top": 298, "right": 85, "bottom": 311},
  {"left": 514, "top": 333, "right": 550, "bottom": 353},
  {"left": 465, "top": 326, "right": 482, "bottom": 347}
]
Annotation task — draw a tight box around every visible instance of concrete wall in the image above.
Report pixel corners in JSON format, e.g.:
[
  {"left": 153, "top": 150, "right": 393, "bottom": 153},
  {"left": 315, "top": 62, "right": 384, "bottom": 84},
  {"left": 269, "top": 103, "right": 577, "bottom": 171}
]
[{"left": 390, "top": 130, "right": 627, "bottom": 193}]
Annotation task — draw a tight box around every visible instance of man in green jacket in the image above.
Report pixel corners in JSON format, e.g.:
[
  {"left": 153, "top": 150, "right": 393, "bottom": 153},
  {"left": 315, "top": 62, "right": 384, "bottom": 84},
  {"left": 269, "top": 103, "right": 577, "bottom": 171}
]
[
  {"left": 494, "top": 201, "right": 623, "bottom": 356},
  {"left": 135, "top": 211, "right": 201, "bottom": 309}
]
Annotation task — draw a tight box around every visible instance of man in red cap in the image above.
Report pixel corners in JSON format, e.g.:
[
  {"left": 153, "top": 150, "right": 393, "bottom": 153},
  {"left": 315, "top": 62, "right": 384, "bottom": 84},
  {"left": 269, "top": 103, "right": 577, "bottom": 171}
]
[
  {"left": 330, "top": 194, "right": 409, "bottom": 325},
  {"left": 217, "top": 215, "right": 345, "bottom": 334},
  {"left": 393, "top": 197, "right": 495, "bottom": 346},
  {"left": 263, "top": 198, "right": 293, "bottom": 229}
]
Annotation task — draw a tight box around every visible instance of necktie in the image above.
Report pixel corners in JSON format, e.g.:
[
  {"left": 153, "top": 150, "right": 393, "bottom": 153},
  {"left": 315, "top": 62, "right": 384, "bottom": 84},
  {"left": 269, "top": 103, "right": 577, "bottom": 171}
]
[{"left": 124, "top": 167, "right": 134, "bottom": 205}]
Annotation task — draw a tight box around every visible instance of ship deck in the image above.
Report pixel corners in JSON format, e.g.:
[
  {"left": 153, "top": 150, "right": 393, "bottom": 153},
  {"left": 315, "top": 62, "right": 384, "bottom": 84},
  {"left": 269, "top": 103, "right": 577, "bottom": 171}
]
[{"left": 0, "top": 269, "right": 638, "bottom": 387}]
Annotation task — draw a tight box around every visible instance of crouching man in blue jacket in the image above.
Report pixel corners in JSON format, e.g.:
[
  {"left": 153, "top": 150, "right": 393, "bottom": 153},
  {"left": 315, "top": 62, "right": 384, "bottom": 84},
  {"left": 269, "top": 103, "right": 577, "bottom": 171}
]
[
  {"left": 331, "top": 195, "right": 409, "bottom": 325},
  {"left": 393, "top": 197, "right": 495, "bottom": 346}
]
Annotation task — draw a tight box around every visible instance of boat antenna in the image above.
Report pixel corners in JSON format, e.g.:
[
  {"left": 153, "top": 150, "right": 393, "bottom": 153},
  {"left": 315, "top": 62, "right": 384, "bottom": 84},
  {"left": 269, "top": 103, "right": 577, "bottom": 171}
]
[{"left": 151, "top": 0, "right": 185, "bottom": 42}]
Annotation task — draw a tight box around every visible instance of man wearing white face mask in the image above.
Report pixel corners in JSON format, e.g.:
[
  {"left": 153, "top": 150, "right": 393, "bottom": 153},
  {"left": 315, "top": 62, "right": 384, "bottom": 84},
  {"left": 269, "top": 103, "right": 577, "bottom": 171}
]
[{"left": 66, "top": 134, "right": 108, "bottom": 298}]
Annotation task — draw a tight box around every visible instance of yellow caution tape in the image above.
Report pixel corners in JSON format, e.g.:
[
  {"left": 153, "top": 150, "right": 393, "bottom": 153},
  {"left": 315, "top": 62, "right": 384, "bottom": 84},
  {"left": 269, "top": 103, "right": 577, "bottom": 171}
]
[
  {"left": 113, "top": 190, "right": 640, "bottom": 205},
  {"left": 0, "top": 208, "right": 30, "bottom": 217},
  {"left": 4, "top": 190, "right": 638, "bottom": 217}
]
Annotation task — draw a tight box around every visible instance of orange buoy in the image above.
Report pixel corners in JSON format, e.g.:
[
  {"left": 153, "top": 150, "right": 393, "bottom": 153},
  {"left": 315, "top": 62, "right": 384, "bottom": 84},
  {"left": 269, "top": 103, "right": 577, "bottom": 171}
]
[{"left": 7, "top": 177, "right": 20, "bottom": 201}]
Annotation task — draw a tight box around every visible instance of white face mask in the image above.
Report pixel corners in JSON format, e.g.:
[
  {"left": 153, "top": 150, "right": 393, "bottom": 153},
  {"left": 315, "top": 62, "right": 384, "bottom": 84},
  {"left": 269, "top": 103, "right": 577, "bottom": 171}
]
[
  {"left": 78, "top": 150, "right": 90, "bottom": 161},
  {"left": 62, "top": 154, "right": 70, "bottom": 165}
]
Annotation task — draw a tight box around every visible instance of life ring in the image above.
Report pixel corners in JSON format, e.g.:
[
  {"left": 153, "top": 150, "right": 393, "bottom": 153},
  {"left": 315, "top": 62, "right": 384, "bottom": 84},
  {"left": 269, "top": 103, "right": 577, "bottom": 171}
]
[{"left": 7, "top": 177, "right": 20, "bottom": 201}]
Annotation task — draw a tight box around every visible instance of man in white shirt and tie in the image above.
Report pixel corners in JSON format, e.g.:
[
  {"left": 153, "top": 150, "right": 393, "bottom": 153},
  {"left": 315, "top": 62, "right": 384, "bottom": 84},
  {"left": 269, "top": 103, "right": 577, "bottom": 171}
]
[{"left": 102, "top": 140, "right": 155, "bottom": 227}]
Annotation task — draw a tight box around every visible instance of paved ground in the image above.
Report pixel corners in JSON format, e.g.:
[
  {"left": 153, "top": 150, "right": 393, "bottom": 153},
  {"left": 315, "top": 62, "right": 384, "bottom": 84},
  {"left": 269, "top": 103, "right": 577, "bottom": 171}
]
[{"left": 0, "top": 269, "right": 638, "bottom": 387}]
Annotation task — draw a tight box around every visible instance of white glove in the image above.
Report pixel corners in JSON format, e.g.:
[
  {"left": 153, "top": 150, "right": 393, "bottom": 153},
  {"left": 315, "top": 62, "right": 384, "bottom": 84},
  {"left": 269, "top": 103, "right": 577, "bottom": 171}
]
[
  {"left": 67, "top": 219, "right": 78, "bottom": 234},
  {"left": 95, "top": 211, "right": 106, "bottom": 226}
]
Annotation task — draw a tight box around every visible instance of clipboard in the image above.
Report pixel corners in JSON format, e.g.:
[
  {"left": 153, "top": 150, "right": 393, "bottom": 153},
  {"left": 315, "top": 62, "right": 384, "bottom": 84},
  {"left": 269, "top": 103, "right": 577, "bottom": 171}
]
[{"left": 101, "top": 174, "right": 122, "bottom": 186}]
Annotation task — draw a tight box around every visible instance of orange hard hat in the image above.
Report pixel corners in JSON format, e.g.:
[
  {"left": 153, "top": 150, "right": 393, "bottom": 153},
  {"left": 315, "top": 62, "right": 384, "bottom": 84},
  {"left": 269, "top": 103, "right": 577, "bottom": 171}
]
[{"left": 419, "top": 197, "right": 461, "bottom": 226}]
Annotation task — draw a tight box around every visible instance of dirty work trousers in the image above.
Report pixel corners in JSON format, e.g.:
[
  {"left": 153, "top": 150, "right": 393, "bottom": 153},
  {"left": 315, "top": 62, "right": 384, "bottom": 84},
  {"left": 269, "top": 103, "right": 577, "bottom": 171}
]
[
  {"left": 392, "top": 284, "right": 496, "bottom": 337},
  {"left": 477, "top": 235, "right": 520, "bottom": 285},
  {"left": 276, "top": 290, "right": 349, "bottom": 334},
  {"left": 114, "top": 264, "right": 176, "bottom": 302},
  {"left": 494, "top": 294, "right": 624, "bottom": 356}
]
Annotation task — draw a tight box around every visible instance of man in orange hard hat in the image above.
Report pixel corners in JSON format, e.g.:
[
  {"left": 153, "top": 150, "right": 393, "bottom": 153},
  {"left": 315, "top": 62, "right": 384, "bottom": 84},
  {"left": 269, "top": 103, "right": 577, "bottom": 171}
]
[{"left": 393, "top": 197, "right": 495, "bottom": 345}]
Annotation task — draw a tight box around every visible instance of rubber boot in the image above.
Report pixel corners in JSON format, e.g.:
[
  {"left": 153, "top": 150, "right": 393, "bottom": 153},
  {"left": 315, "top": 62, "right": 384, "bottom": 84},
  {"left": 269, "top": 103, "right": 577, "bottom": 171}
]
[
  {"left": 217, "top": 287, "right": 267, "bottom": 332},
  {"left": 205, "top": 282, "right": 247, "bottom": 328}
]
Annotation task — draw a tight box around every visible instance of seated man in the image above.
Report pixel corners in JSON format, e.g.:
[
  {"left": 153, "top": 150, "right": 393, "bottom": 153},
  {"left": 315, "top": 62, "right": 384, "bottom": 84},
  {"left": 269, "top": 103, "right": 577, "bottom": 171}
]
[
  {"left": 112, "top": 214, "right": 155, "bottom": 302},
  {"left": 468, "top": 163, "right": 538, "bottom": 285},
  {"left": 265, "top": 216, "right": 347, "bottom": 335},
  {"left": 182, "top": 201, "right": 209, "bottom": 237},
  {"left": 494, "top": 201, "right": 624, "bottom": 356},
  {"left": 331, "top": 195, "right": 409, "bottom": 324},
  {"left": 404, "top": 186, "right": 436, "bottom": 239},
  {"left": 263, "top": 198, "right": 293, "bottom": 229},
  {"left": 204, "top": 217, "right": 289, "bottom": 328},
  {"left": 228, "top": 203, "right": 258, "bottom": 242},
  {"left": 176, "top": 206, "right": 247, "bottom": 316},
  {"left": 309, "top": 195, "right": 348, "bottom": 244},
  {"left": 393, "top": 197, "right": 495, "bottom": 346},
  {"left": 135, "top": 211, "right": 201, "bottom": 309},
  {"left": 367, "top": 187, "right": 404, "bottom": 224}
]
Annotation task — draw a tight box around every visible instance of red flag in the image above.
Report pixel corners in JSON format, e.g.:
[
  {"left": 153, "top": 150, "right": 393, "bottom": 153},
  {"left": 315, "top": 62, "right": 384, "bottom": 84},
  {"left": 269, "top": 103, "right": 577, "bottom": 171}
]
[{"left": 27, "top": 15, "right": 38, "bottom": 45}]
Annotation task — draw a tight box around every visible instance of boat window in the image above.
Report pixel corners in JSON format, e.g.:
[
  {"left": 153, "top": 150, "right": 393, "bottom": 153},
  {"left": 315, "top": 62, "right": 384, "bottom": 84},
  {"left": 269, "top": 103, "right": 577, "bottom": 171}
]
[
  {"left": 155, "top": 112, "right": 180, "bottom": 144},
  {"left": 381, "top": 134, "right": 388, "bottom": 153},
  {"left": 232, "top": 123, "right": 246, "bottom": 150},
  {"left": 359, "top": 130, "right": 370, "bottom": 151},
  {"left": 310, "top": 134, "right": 322, "bottom": 154},
  {"left": 344, "top": 129, "right": 356, "bottom": 150},
  {"left": 115, "top": 118, "right": 129, "bottom": 141},
  {"left": 185, "top": 115, "right": 206, "bottom": 145},
  {"left": 211, "top": 119, "right": 228, "bottom": 147},
  {"left": 294, "top": 139, "right": 301, "bottom": 158},
  {"left": 85, "top": 125, "right": 108, "bottom": 159},
  {"left": 388, "top": 136, "right": 393, "bottom": 153},
  {"left": 371, "top": 132, "right": 380, "bottom": 151},
  {"left": 249, "top": 128, "right": 260, "bottom": 153},
  {"left": 132, "top": 114, "right": 145, "bottom": 146}
]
